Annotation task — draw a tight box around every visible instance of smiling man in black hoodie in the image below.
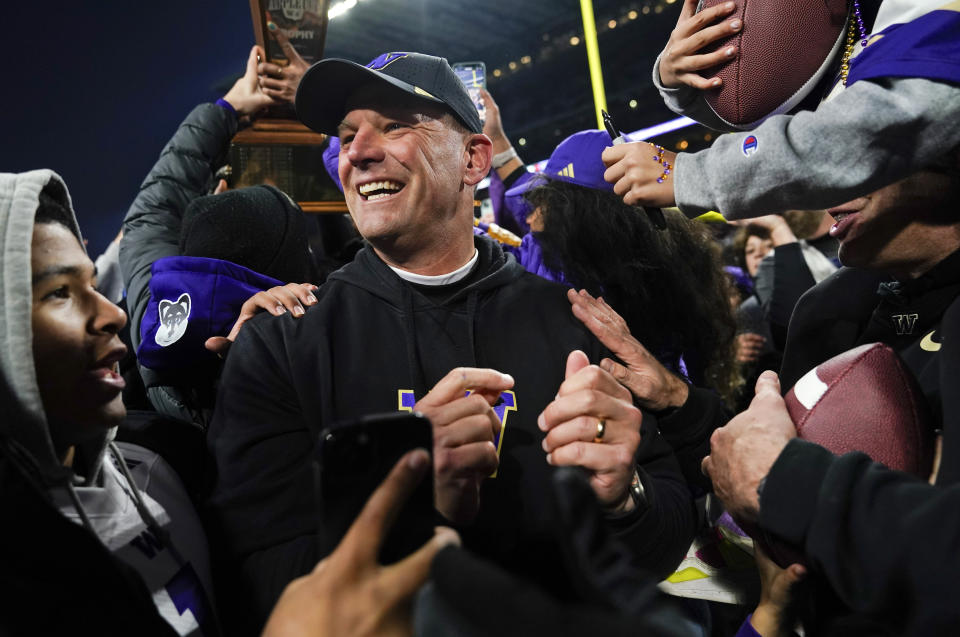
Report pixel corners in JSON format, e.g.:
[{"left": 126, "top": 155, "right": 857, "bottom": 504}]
[{"left": 205, "top": 52, "right": 697, "bottom": 631}]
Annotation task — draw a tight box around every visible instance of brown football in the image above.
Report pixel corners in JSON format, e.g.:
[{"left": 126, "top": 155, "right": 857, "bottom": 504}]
[
  {"left": 784, "top": 342, "right": 935, "bottom": 478},
  {"left": 748, "top": 342, "right": 935, "bottom": 569},
  {"left": 698, "top": 0, "right": 848, "bottom": 128}
]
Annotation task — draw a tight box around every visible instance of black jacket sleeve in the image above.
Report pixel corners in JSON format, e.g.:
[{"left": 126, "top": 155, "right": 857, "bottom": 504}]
[
  {"left": 656, "top": 386, "right": 732, "bottom": 495},
  {"left": 760, "top": 439, "right": 960, "bottom": 633},
  {"left": 204, "top": 315, "right": 318, "bottom": 630},
  {"left": 758, "top": 298, "right": 960, "bottom": 632},
  {"left": 119, "top": 103, "right": 238, "bottom": 425},
  {"left": 605, "top": 414, "right": 699, "bottom": 580},
  {"left": 573, "top": 340, "right": 698, "bottom": 579},
  {"left": 120, "top": 103, "right": 238, "bottom": 355}
]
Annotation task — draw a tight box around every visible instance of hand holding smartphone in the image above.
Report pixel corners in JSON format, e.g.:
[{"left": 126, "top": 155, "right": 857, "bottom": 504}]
[
  {"left": 315, "top": 412, "right": 436, "bottom": 564},
  {"left": 266, "top": 447, "right": 459, "bottom": 637},
  {"left": 453, "top": 61, "right": 487, "bottom": 125}
]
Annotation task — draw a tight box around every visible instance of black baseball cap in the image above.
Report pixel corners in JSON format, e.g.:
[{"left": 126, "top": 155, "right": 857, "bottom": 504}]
[{"left": 296, "top": 52, "right": 483, "bottom": 136}]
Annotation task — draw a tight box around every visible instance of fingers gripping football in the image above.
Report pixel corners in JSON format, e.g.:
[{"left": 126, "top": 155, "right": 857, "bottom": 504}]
[{"left": 659, "top": 0, "right": 741, "bottom": 90}]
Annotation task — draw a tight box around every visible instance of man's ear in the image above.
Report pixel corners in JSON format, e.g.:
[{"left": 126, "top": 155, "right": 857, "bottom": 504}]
[{"left": 463, "top": 134, "right": 493, "bottom": 187}]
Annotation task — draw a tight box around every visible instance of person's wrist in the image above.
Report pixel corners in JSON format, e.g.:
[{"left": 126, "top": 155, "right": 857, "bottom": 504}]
[
  {"left": 491, "top": 146, "right": 519, "bottom": 169},
  {"left": 485, "top": 129, "right": 507, "bottom": 144},
  {"left": 222, "top": 89, "right": 265, "bottom": 118},
  {"left": 489, "top": 135, "right": 513, "bottom": 157},
  {"left": 216, "top": 97, "right": 237, "bottom": 115},
  {"left": 749, "top": 605, "right": 781, "bottom": 636},
  {"left": 604, "top": 488, "right": 636, "bottom": 515},
  {"left": 222, "top": 92, "right": 254, "bottom": 117},
  {"left": 769, "top": 222, "right": 797, "bottom": 246},
  {"left": 737, "top": 475, "right": 765, "bottom": 524},
  {"left": 603, "top": 469, "right": 644, "bottom": 516},
  {"left": 656, "top": 58, "right": 680, "bottom": 90},
  {"left": 664, "top": 374, "right": 689, "bottom": 410}
]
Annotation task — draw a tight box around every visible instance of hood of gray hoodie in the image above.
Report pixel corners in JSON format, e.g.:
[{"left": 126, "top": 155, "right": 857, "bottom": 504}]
[{"left": 0, "top": 169, "right": 109, "bottom": 487}]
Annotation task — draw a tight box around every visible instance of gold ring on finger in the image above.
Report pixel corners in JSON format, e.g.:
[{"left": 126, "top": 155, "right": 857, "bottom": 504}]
[{"left": 593, "top": 419, "right": 606, "bottom": 443}]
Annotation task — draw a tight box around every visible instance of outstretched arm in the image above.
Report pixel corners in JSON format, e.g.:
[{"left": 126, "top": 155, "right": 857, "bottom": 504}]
[
  {"left": 692, "top": 78, "right": 959, "bottom": 218},
  {"left": 605, "top": 78, "right": 960, "bottom": 217},
  {"left": 121, "top": 45, "right": 276, "bottom": 355},
  {"left": 205, "top": 282, "right": 318, "bottom": 356},
  {"left": 480, "top": 89, "right": 533, "bottom": 235}
]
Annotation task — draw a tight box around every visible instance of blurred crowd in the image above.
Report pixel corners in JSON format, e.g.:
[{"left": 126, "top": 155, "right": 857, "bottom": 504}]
[{"left": 2, "top": 0, "right": 959, "bottom": 635}]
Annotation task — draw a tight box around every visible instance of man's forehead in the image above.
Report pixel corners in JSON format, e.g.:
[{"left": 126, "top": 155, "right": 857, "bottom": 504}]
[
  {"left": 340, "top": 83, "right": 448, "bottom": 126},
  {"left": 31, "top": 223, "right": 93, "bottom": 284}
]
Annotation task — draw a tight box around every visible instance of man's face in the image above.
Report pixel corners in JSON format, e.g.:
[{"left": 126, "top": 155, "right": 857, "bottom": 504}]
[
  {"left": 744, "top": 234, "right": 773, "bottom": 277},
  {"left": 337, "top": 85, "right": 471, "bottom": 257},
  {"left": 827, "top": 170, "right": 960, "bottom": 275},
  {"left": 31, "top": 222, "right": 127, "bottom": 453}
]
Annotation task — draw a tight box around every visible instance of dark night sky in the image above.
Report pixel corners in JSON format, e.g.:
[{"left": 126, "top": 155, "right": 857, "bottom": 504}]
[
  {"left": 2, "top": 1, "right": 683, "bottom": 257},
  {"left": 3, "top": 1, "right": 255, "bottom": 256}
]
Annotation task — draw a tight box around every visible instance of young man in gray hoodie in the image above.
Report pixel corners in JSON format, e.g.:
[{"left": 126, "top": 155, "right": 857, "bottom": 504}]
[
  {"left": 1, "top": 168, "right": 460, "bottom": 637},
  {"left": 0, "top": 169, "right": 218, "bottom": 636}
]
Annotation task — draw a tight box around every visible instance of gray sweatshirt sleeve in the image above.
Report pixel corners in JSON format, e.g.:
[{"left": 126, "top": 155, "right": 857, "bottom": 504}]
[
  {"left": 673, "top": 77, "right": 960, "bottom": 219},
  {"left": 652, "top": 53, "right": 738, "bottom": 133}
]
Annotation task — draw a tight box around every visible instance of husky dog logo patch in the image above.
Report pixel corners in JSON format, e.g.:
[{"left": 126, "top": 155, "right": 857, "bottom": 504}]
[
  {"left": 156, "top": 293, "right": 191, "bottom": 347},
  {"left": 742, "top": 135, "right": 758, "bottom": 157}
]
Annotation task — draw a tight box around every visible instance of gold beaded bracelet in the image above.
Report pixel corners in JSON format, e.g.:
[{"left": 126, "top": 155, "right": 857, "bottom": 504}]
[{"left": 650, "top": 143, "right": 672, "bottom": 184}]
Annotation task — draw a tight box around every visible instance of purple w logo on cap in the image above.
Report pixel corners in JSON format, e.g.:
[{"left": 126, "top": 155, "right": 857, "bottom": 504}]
[{"left": 367, "top": 52, "right": 408, "bottom": 70}]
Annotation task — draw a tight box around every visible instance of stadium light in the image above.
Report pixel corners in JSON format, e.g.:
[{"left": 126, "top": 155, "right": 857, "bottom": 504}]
[{"left": 329, "top": 0, "right": 363, "bottom": 20}]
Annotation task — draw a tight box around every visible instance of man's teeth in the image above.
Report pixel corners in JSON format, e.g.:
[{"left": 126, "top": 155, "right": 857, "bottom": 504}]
[{"left": 359, "top": 180, "right": 403, "bottom": 199}]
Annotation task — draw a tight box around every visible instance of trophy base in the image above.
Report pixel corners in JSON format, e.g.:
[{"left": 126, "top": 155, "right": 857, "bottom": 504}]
[{"left": 229, "top": 120, "right": 347, "bottom": 214}]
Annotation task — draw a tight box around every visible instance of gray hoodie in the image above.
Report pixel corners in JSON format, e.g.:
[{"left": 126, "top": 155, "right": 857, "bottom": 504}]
[
  {"left": 0, "top": 170, "right": 216, "bottom": 636},
  {"left": 652, "top": 0, "right": 960, "bottom": 219}
]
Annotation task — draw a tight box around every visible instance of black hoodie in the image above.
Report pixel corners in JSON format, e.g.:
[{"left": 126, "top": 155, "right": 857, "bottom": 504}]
[
  {"left": 205, "top": 235, "right": 696, "bottom": 630},
  {"left": 763, "top": 250, "right": 960, "bottom": 633}
]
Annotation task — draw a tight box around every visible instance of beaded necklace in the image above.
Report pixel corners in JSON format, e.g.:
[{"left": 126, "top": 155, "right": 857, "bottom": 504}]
[{"left": 839, "top": 0, "right": 869, "bottom": 85}]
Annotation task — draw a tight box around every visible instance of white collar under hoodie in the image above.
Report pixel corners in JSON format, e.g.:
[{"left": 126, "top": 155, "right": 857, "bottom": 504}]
[{"left": 0, "top": 170, "right": 216, "bottom": 636}]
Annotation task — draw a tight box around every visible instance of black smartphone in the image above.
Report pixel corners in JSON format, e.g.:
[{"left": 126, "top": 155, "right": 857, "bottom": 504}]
[
  {"left": 314, "top": 411, "right": 435, "bottom": 564},
  {"left": 452, "top": 61, "right": 487, "bottom": 125}
]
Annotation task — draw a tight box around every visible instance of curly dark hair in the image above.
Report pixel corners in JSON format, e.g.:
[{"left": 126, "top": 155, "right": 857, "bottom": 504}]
[{"left": 526, "top": 180, "right": 739, "bottom": 400}]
